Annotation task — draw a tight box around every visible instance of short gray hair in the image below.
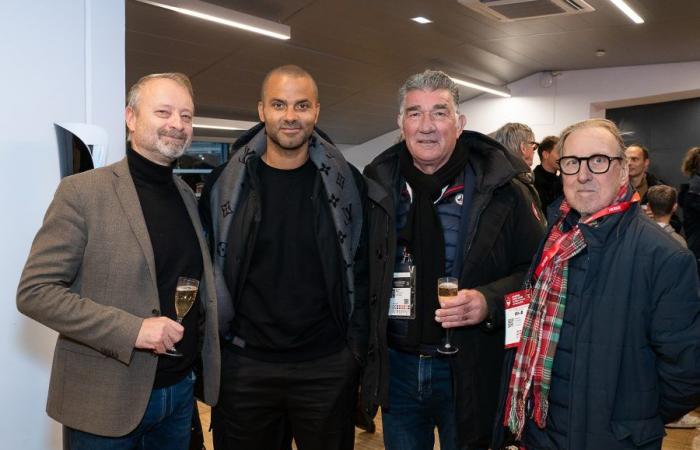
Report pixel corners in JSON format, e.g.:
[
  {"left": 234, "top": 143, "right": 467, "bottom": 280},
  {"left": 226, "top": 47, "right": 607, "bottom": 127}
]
[
  {"left": 398, "top": 70, "right": 460, "bottom": 118},
  {"left": 127, "top": 72, "right": 193, "bottom": 111},
  {"left": 493, "top": 122, "right": 534, "bottom": 156}
]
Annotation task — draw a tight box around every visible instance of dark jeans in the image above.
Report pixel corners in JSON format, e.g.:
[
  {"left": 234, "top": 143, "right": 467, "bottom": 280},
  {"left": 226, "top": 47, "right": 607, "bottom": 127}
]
[
  {"left": 65, "top": 371, "right": 195, "bottom": 450},
  {"left": 382, "top": 348, "right": 458, "bottom": 450},
  {"left": 212, "top": 346, "right": 360, "bottom": 450}
]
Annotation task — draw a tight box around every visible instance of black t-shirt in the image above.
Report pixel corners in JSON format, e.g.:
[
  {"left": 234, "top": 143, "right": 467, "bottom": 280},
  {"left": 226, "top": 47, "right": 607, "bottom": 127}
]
[
  {"left": 128, "top": 148, "right": 202, "bottom": 388},
  {"left": 229, "top": 157, "right": 344, "bottom": 362}
]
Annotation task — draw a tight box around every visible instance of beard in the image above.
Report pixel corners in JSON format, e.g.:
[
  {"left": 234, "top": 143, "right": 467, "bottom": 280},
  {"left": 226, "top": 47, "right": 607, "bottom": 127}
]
[
  {"left": 266, "top": 120, "right": 313, "bottom": 151},
  {"left": 154, "top": 127, "right": 191, "bottom": 160}
]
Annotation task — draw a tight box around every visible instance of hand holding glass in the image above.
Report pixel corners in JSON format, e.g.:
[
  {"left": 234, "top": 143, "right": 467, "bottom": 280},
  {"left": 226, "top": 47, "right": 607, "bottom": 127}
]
[
  {"left": 164, "top": 277, "right": 199, "bottom": 358},
  {"left": 437, "top": 277, "right": 459, "bottom": 355}
]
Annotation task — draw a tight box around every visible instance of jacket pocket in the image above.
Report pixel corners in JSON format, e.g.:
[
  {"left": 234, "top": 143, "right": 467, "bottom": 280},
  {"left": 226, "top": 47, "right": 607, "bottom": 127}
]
[{"left": 610, "top": 417, "right": 665, "bottom": 447}]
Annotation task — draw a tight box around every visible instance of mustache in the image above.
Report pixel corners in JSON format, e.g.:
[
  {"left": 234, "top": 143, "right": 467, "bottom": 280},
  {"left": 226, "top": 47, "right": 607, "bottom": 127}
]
[
  {"left": 280, "top": 120, "right": 301, "bottom": 129},
  {"left": 158, "top": 128, "right": 187, "bottom": 140}
]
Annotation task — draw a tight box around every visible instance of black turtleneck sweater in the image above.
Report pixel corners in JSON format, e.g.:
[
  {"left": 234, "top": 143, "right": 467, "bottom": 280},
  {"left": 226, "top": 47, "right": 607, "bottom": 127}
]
[{"left": 127, "top": 148, "right": 203, "bottom": 388}]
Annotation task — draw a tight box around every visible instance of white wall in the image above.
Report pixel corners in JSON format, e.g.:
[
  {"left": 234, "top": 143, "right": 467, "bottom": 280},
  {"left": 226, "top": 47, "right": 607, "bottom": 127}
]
[
  {"left": 342, "top": 61, "right": 700, "bottom": 169},
  {"left": 343, "top": 129, "right": 402, "bottom": 170},
  {"left": 0, "top": 1, "right": 125, "bottom": 448}
]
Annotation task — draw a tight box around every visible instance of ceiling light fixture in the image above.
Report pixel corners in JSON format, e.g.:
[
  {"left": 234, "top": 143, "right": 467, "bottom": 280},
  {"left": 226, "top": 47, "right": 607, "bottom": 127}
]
[
  {"left": 411, "top": 16, "right": 433, "bottom": 24},
  {"left": 193, "top": 117, "right": 258, "bottom": 131},
  {"left": 608, "top": 0, "right": 644, "bottom": 24},
  {"left": 449, "top": 76, "right": 511, "bottom": 98},
  {"left": 135, "top": 0, "right": 291, "bottom": 40}
]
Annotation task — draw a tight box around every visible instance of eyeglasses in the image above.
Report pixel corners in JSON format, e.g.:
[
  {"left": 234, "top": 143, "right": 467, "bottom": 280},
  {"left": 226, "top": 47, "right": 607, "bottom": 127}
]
[
  {"left": 557, "top": 154, "right": 623, "bottom": 175},
  {"left": 529, "top": 141, "right": 539, "bottom": 150}
]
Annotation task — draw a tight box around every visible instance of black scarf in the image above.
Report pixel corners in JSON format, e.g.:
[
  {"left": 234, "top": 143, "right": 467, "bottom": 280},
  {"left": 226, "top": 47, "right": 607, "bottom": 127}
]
[{"left": 398, "top": 141, "right": 470, "bottom": 343}]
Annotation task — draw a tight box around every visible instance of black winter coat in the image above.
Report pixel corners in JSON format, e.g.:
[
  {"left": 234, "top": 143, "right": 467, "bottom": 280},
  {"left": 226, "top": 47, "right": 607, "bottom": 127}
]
[
  {"left": 362, "top": 131, "right": 545, "bottom": 448},
  {"left": 679, "top": 173, "right": 700, "bottom": 269}
]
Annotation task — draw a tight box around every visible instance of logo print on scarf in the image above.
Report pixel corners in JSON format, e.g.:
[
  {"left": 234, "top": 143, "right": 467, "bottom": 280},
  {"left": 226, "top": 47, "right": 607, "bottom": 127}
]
[
  {"left": 319, "top": 163, "right": 331, "bottom": 175},
  {"left": 342, "top": 203, "right": 353, "bottom": 225},
  {"left": 217, "top": 242, "right": 228, "bottom": 257},
  {"left": 238, "top": 146, "right": 255, "bottom": 164},
  {"left": 329, "top": 194, "right": 340, "bottom": 208},
  {"left": 455, "top": 194, "right": 464, "bottom": 206},
  {"left": 336, "top": 173, "right": 345, "bottom": 190},
  {"left": 220, "top": 201, "right": 233, "bottom": 218}
]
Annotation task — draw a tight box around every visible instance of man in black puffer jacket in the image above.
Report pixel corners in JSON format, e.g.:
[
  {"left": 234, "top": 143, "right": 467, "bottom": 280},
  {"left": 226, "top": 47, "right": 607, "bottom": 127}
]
[{"left": 361, "top": 69, "right": 545, "bottom": 450}]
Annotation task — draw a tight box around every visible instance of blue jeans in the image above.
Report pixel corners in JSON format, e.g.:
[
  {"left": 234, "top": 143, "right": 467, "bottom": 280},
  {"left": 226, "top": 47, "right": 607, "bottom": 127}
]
[
  {"left": 65, "top": 371, "right": 195, "bottom": 450},
  {"left": 382, "top": 348, "right": 458, "bottom": 450}
]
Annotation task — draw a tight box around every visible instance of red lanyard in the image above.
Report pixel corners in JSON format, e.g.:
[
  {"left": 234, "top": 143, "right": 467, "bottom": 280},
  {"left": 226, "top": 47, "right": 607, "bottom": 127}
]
[{"left": 533, "top": 192, "right": 640, "bottom": 278}]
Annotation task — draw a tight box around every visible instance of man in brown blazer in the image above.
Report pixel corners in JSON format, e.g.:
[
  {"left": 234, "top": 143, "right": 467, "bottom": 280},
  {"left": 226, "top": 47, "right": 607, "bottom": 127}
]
[{"left": 17, "top": 72, "right": 219, "bottom": 450}]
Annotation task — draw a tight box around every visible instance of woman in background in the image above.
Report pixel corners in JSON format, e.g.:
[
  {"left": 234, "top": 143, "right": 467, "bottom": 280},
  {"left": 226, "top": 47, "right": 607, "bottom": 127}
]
[{"left": 679, "top": 146, "right": 700, "bottom": 272}]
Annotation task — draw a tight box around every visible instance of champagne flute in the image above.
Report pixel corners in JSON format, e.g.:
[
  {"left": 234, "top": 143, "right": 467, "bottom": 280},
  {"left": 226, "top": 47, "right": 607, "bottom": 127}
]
[
  {"left": 437, "top": 277, "right": 459, "bottom": 355},
  {"left": 164, "top": 277, "right": 199, "bottom": 358}
]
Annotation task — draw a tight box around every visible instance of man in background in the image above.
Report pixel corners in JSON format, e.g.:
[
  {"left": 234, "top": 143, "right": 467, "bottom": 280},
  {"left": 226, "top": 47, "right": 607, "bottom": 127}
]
[
  {"left": 647, "top": 185, "right": 687, "bottom": 247},
  {"left": 626, "top": 144, "right": 682, "bottom": 231},
  {"left": 494, "top": 122, "right": 544, "bottom": 211},
  {"left": 533, "top": 135, "right": 563, "bottom": 211},
  {"left": 494, "top": 122, "right": 538, "bottom": 167}
]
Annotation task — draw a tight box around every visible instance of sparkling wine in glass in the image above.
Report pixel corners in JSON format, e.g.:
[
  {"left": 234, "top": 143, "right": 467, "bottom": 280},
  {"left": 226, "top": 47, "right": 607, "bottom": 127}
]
[
  {"left": 437, "top": 277, "right": 459, "bottom": 355},
  {"left": 164, "top": 277, "right": 199, "bottom": 358}
]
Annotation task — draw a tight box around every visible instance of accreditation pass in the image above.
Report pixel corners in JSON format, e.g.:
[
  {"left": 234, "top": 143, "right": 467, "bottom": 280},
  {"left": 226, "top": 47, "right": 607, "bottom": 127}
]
[
  {"left": 389, "top": 271, "right": 415, "bottom": 319},
  {"left": 504, "top": 289, "right": 531, "bottom": 348}
]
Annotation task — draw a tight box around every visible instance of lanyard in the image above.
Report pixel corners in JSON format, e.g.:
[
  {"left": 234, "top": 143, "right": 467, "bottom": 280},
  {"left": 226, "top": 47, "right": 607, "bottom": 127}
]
[{"left": 533, "top": 192, "right": 640, "bottom": 278}]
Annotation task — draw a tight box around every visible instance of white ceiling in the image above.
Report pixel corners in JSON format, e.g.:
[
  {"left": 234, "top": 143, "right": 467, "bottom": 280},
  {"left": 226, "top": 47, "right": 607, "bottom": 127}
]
[{"left": 126, "top": 0, "right": 700, "bottom": 145}]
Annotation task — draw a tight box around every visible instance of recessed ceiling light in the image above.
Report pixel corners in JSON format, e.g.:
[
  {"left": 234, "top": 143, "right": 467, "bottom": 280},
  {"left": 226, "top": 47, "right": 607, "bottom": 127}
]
[
  {"left": 411, "top": 16, "right": 433, "bottom": 24},
  {"left": 608, "top": 0, "right": 644, "bottom": 24},
  {"left": 449, "top": 76, "right": 511, "bottom": 98},
  {"left": 135, "top": 0, "right": 291, "bottom": 40}
]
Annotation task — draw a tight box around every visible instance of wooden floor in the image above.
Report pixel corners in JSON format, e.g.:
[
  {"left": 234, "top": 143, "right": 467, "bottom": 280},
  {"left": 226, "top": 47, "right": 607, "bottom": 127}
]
[{"left": 197, "top": 403, "right": 700, "bottom": 450}]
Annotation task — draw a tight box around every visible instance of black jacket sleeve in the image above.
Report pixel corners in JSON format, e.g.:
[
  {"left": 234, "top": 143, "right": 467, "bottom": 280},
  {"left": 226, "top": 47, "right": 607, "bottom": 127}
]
[
  {"left": 348, "top": 166, "right": 370, "bottom": 364},
  {"left": 477, "top": 178, "right": 546, "bottom": 331}
]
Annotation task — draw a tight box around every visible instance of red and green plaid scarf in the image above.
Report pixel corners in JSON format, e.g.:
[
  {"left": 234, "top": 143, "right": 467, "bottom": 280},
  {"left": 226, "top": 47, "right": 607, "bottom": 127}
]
[{"left": 504, "top": 186, "right": 631, "bottom": 439}]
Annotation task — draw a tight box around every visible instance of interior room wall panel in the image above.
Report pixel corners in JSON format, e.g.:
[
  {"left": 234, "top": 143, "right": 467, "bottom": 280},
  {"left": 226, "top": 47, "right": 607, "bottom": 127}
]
[{"left": 0, "top": 1, "right": 125, "bottom": 448}]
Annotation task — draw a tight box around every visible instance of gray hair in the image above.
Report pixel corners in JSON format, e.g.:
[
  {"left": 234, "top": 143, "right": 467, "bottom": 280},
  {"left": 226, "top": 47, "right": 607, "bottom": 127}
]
[
  {"left": 127, "top": 72, "right": 193, "bottom": 111},
  {"left": 556, "top": 118, "right": 626, "bottom": 160},
  {"left": 493, "top": 122, "right": 534, "bottom": 156},
  {"left": 398, "top": 70, "right": 460, "bottom": 119}
]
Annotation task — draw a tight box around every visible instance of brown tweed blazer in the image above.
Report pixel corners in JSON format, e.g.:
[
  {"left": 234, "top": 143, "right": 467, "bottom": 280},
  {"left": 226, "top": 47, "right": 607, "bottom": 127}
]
[{"left": 17, "top": 157, "right": 220, "bottom": 437}]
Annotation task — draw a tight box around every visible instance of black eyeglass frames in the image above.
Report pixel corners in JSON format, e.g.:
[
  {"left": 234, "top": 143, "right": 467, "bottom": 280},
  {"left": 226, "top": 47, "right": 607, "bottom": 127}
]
[{"left": 557, "top": 154, "right": 624, "bottom": 175}]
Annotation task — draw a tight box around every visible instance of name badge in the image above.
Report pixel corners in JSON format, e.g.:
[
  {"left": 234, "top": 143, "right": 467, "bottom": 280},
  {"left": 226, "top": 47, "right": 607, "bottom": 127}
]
[
  {"left": 504, "top": 289, "right": 532, "bottom": 348},
  {"left": 389, "top": 270, "right": 415, "bottom": 319}
]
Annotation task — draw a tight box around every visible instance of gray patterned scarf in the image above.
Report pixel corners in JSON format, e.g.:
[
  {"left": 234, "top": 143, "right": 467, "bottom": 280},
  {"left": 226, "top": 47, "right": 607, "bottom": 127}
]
[{"left": 207, "top": 126, "right": 363, "bottom": 335}]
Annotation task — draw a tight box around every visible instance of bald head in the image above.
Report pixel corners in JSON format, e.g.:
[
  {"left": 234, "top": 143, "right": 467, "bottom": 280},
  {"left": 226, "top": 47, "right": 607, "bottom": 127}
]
[{"left": 260, "top": 65, "right": 319, "bottom": 103}]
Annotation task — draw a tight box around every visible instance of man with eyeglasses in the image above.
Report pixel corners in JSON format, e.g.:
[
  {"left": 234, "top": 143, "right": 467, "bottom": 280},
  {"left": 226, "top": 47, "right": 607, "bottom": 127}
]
[
  {"left": 494, "top": 122, "right": 545, "bottom": 213},
  {"left": 494, "top": 122, "right": 538, "bottom": 168},
  {"left": 492, "top": 118, "right": 700, "bottom": 450}
]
